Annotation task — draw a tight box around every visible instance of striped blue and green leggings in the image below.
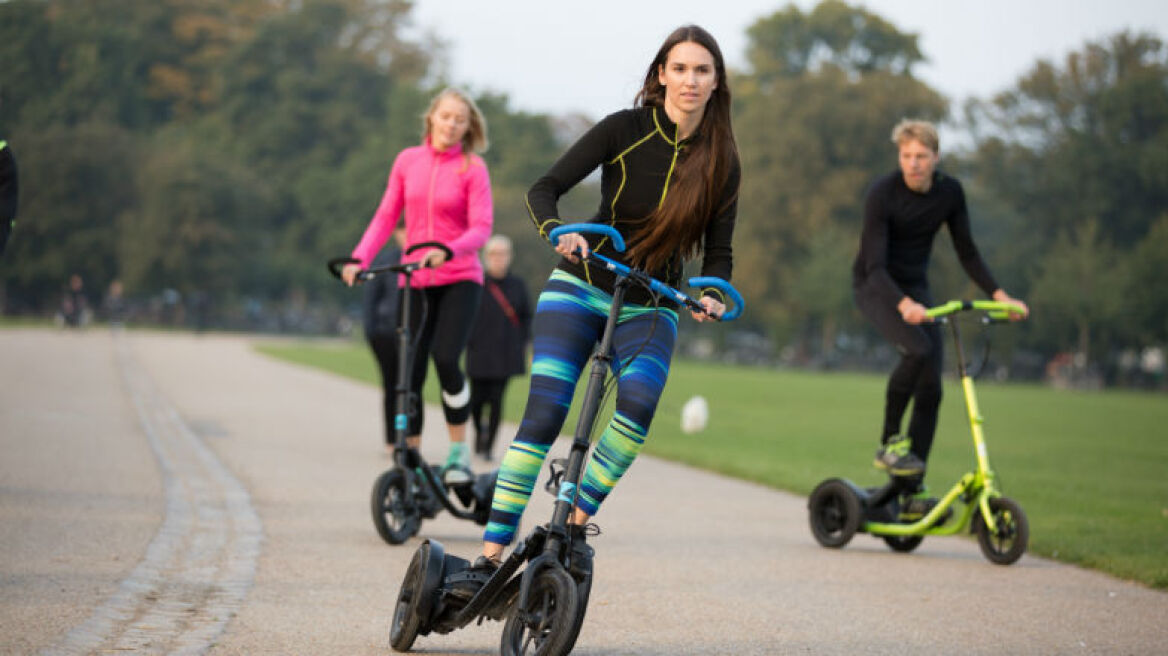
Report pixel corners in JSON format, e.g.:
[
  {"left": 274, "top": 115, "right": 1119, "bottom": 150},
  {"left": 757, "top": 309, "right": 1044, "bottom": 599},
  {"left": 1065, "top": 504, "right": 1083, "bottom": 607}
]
[{"left": 484, "top": 270, "right": 678, "bottom": 546}]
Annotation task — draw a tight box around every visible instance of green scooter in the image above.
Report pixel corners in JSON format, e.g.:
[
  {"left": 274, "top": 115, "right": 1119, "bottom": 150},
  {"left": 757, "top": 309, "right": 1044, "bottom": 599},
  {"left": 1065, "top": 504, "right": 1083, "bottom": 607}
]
[{"left": 808, "top": 299, "right": 1030, "bottom": 565}]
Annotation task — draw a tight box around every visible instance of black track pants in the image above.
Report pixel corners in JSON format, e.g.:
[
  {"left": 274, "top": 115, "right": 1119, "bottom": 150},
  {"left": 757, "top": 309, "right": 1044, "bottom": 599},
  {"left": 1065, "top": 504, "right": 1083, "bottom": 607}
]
[
  {"left": 855, "top": 282, "right": 943, "bottom": 463},
  {"left": 470, "top": 377, "right": 509, "bottom": 458}
]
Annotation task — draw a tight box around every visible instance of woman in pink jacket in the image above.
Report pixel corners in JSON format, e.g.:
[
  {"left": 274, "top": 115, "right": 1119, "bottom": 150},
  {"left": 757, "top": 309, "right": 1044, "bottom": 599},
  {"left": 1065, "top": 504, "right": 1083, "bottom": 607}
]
[{"left": 343, "top": 88, "right": 494, "bottom": 483}]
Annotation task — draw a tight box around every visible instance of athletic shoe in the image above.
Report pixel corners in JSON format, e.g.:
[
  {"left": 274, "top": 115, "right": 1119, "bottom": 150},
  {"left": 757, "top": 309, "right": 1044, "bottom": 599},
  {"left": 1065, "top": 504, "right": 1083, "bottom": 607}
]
[
  {"left": 443, "top": 444, "right": 473, "bottom": 486},
  {"left": 446, "top": 555, "right": 500, "bottom": 601},
  {"left": 567, "top": 523, "right": 598, "bottom": 581},
  {"left": 874, "top": 436, "right": 925, "bottom": 476},
  {"left": 443, "top": 466, "right": 472, "bottom": 486},
  {"left": 897, "top": 487, "right": 952, "bottom": 525}
]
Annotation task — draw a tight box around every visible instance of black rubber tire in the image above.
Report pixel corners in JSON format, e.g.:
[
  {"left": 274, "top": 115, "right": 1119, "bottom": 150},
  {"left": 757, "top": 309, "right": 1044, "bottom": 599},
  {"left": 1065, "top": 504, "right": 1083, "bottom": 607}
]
[
  {"left": 389, "top": 544, "right": 428, "bottom": 652},
  {"left": 973, "top": 496, "right": 1029, "bottom": 565},
  {"left": 500, "top": 567, "right": 580, "bottom": 656},
  {"left": 559, "top": 567, "right": 592, "bottom": 655},
  {"left": 371, "top": 469, "right": 421, "bottom": 545},
  {"left": 808, "top": 479, "right": 862, "bottom": 548},
  {"left": 882, "top": 535, "right": 925, "bottom": 553}
]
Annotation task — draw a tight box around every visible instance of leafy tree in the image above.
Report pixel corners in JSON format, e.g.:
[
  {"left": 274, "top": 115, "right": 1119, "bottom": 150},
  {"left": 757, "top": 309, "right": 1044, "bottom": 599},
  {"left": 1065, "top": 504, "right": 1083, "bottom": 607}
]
[
  {"left": 745, "top": 0, "right": 922, "bottom": 80},
  {"left": 783, "top": 224, "right": 854, "bottom": 360},
  {"left": 0, "top": 122, "right": 139, "bottom": 312},
  {"left": 118, "top": 137, "right": 282, "bottom": 299},
  {"left": 1125, "top": 214, "right": 1168, "bottom": 344},
  {"left": 962, "top": 32, "right": 1168, "bottom": 250},
  {"left": 1029, "top": 219, "right": 1125, "bottom": 366},
  {"left": 960, "top": 31, "right": 1168, "bottom": 364},
  {"left": 733, "top": 0, "right": 946, "bottom": 352}
]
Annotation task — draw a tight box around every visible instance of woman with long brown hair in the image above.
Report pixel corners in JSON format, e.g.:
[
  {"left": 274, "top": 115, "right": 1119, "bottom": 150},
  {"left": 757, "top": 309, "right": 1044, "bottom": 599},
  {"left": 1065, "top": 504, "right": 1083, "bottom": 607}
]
[{"left": 455, "top": 24, "right": 740, "bottom": 586}]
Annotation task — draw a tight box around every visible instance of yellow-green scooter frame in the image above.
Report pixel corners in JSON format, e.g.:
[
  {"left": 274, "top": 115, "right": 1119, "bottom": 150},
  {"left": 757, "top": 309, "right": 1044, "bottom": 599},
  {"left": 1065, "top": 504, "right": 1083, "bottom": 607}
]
[{"left": 861, "top": 300, "right": 1024, "bottom": 539}]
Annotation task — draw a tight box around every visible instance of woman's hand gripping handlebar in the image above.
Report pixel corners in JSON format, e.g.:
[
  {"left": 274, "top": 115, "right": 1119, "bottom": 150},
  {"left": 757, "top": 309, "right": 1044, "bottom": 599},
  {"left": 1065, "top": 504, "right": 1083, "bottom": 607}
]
[
  {"left": 547, "top": 223, "right": 744, "bottom": 322},
  {"left": 328, "top": 242, "right": 454, "bottom": 287}
]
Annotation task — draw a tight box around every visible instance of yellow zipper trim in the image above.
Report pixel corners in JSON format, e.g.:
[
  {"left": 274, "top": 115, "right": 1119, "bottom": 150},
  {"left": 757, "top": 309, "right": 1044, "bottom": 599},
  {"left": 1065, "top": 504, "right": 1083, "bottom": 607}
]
[{"left": 525, "top": 192, "right": 592, "bottom": 285}]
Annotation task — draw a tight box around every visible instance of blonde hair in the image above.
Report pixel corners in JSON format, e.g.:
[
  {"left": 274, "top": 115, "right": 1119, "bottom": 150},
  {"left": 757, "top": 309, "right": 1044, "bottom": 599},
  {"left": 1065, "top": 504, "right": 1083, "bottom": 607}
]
[
  {"left": 890, "top": 119, "right": 939, "bottom": 153},
  {"left": 423, "top": 87, "right": 489, "bottom": 154}
]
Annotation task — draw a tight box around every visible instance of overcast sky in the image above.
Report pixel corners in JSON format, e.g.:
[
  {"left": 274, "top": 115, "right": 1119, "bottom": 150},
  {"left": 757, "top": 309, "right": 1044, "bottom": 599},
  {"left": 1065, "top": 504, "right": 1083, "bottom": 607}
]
[{"left": 410, "top": 0, "right": 1168, "bottom": 121}]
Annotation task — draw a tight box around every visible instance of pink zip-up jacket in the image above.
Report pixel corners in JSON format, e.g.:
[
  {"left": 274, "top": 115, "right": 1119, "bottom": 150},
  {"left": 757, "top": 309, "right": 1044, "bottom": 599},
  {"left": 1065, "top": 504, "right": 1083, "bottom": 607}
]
[{"left": 351, "top": 138, "right": 493, "bottom": 288}]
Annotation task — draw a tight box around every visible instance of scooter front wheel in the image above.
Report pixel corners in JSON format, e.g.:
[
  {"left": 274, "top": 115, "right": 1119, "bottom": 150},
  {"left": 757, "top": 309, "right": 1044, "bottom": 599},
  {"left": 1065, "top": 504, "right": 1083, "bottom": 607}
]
[
  {"left": 500, "top": 566, "right": 579, "bottom": 656},
  {"left": 808, "top": 479, "right": 862, "bottom": 548},
  {"left": 973, "top": 496, "right": 1029, "bottom": 565},
  {"left": 371, "top": 468, "right": 422, "bottom": 545},
  {"left": 559, "top": 563, "right": 593, "bottom": 655}
]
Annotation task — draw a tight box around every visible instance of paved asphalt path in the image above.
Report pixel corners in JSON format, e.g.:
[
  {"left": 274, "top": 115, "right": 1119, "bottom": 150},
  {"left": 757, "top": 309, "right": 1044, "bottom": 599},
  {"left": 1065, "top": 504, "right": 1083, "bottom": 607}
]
[{"left": 2, "top": 328, "right": 1166, "bottom": 655}]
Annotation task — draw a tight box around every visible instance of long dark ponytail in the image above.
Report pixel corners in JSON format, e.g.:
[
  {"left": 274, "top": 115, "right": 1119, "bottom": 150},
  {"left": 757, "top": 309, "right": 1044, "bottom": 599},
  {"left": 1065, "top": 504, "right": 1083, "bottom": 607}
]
[{"left": 628, "top": 25, "right": 738, "bottom": 273}]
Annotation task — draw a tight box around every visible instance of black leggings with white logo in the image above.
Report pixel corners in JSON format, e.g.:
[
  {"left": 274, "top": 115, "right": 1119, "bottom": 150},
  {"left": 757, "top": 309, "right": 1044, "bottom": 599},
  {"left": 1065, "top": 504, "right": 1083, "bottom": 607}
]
[{"left": 379, "top": 281, "right": 482, "bottom": 439}]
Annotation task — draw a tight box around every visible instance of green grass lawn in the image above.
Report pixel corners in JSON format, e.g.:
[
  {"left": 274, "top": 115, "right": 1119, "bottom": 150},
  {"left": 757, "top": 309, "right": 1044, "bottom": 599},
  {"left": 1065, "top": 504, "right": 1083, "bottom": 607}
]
[{"left": 256, "top": 340, "right": 1168, "bottom": 589}]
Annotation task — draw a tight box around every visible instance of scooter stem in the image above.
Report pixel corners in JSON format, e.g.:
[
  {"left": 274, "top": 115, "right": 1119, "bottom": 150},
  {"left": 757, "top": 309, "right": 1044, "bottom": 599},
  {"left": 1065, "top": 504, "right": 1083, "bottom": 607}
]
[{"left": 548, "top": 277, "right": 629, "bottom": 535}]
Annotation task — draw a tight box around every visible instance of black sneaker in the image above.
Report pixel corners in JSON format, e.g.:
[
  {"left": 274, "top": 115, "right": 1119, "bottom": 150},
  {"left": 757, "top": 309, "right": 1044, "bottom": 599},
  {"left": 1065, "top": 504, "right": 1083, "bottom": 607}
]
[
  {"left": 874, "top": 436, "right": 925, "bottom": 476},
  {"left": 445, "top": 555, "right": 500, "bottom": 602},
  {"left": 567, "top": 523, "right": 597, "bottom": 580},
  {"left": 897, "top": 488, "right": 952, "bottom": 525}
]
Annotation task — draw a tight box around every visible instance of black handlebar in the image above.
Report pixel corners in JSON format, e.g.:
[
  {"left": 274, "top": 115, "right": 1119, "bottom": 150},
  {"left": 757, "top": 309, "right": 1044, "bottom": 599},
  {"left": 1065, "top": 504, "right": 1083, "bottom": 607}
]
[{"left": 327, "top": 241, "right": 454, "bottom": 283}]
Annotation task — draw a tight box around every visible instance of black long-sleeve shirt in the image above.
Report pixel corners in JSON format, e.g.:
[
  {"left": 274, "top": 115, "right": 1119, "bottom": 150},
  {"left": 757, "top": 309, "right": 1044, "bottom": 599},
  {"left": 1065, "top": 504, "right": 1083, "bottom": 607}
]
[
  {"left": 852, "top": 169, "right": 998, "bottom": 307},
  {"left": 526, "top": 107, "right": 739, "bottom": 308}
]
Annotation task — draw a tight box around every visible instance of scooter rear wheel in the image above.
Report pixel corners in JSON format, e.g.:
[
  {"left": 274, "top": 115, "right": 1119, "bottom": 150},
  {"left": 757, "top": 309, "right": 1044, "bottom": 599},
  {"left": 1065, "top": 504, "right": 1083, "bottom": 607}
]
[
  {"left": 500, "top": 566, "right": 579, "bottom": 656},
  {"left": 371, "top": 469, "right": 421, "bottom": 545},
  {"left": 389, "top": 543, "right": 429, "bottom": 651},
  {"left": 808, "top": 479, "right": 862, "bottom": 548},
  {"left": 882, "top": 535, "right": 924, "bottom": 553},
  {"left": 973, "top": 496, "right": 1028, "bottom": 565}
]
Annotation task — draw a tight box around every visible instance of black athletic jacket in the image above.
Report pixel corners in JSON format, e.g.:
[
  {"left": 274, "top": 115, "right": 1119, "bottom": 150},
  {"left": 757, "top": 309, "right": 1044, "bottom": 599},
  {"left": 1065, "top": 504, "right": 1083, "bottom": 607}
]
[
  {"left": 526, "top": 107, "right": 739, "bottom": 308},
  {"left": 852, "top": 169, "right": 998, "bottom": 307}
]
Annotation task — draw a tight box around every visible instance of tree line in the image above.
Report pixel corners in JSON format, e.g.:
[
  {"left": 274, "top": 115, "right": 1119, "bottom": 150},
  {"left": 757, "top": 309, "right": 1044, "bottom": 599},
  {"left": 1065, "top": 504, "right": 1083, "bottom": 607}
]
[{"left": 1, "top": 0, "right": 1165, "bottom": 387}]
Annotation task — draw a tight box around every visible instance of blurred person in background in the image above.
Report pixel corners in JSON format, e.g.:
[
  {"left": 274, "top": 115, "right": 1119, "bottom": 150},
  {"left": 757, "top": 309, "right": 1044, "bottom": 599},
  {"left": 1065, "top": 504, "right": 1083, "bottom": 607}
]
[
  {"left": 466, "top": 234, "right": 531, "bottom": 461},
  {"left": 0, "top": 139, "right": 17, "bottom": 257},
  {"left": 59, "top": 274, "right": 89, "bottom": 328}
]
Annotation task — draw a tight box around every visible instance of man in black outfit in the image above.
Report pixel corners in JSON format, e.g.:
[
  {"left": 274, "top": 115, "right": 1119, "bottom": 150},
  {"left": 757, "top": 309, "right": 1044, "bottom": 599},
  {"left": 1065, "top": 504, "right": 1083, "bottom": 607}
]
[{"left": 852, "top": 119, "right": 1027, "bottom": 508}]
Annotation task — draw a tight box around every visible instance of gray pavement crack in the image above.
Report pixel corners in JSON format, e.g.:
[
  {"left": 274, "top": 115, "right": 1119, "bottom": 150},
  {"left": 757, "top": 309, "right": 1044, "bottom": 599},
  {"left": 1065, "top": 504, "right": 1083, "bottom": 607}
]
[{"left": 40, "top": 334, "right": 262, "bottom": 656}]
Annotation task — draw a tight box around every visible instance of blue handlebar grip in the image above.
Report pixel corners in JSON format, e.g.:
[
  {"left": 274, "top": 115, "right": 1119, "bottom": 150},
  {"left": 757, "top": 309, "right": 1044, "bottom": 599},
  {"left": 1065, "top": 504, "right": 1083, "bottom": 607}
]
[
  {"left": 687, "top": 276, "right": 745, "bottom": 321},
  {"left": 548, "top": 223, "right": 626, "bottom": 253}
]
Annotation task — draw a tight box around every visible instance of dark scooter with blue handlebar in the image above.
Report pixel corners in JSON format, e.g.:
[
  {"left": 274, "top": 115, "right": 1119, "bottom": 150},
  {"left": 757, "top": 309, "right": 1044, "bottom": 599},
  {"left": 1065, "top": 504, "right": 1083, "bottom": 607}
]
[
  {"left": 386, "top": 223, "right": 745, "bottom": 655},
  {"left": 328, "top": 241, "right": 499, "bottom": 545}
]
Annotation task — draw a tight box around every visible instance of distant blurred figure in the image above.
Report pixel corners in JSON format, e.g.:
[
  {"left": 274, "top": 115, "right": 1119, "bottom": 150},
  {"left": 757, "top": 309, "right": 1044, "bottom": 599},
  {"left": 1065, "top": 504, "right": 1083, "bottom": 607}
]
[
  {"left": 0, "top": 139, "right": 17, "bottom": 257},
  {"left": 104, "top": 279, "right": 128, "bottom": 329},
  {"left": 59, "top": 274, "right": 89, "bottom": 328},
  {"left": 364, "top": 228, "right": 406, "bottom": 453},
  {"left": 465, "top": 235, "right": 531, "bottom": 460}
]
